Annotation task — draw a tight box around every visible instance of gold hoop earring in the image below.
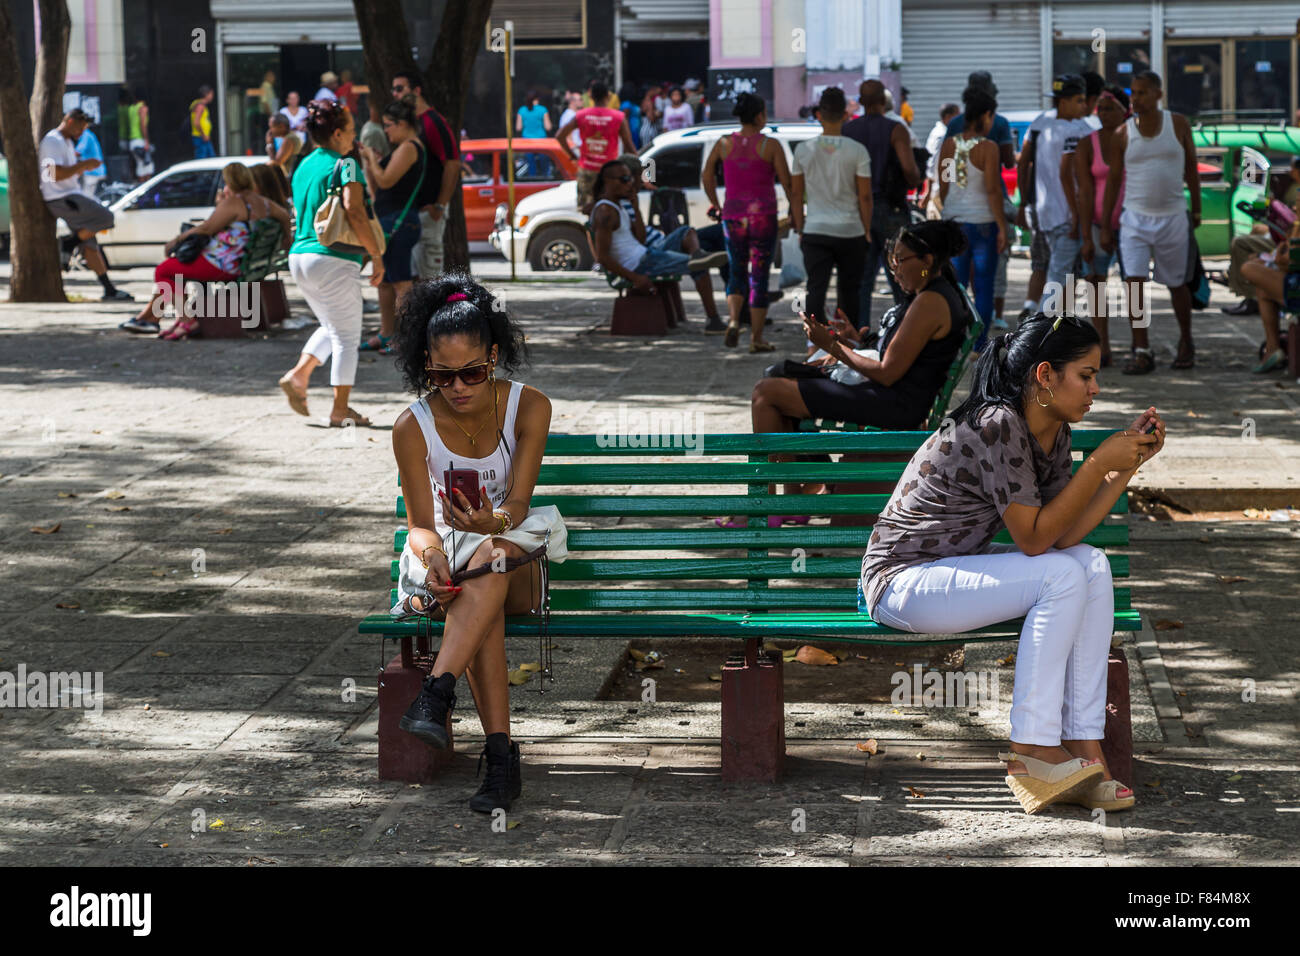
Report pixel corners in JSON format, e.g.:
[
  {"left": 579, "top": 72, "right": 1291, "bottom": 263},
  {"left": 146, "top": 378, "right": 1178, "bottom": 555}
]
[
  {"left": 1035, "top": 385, "right": 1055, "bottom": 408},
  {"left": 920, "top": 269, "right": 929, "bottom": 278}
]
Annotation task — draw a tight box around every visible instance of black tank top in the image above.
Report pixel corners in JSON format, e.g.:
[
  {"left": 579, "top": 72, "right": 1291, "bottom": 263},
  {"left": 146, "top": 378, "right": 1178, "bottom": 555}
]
[
  {"left": 374, "top": 140, "right": 427, "bottom": 219},
  {"left": 876, "top": 275, "right": 971, "bottom": 409}
]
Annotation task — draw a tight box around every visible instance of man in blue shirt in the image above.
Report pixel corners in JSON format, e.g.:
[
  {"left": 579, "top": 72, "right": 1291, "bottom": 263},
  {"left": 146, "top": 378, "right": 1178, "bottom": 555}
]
[{"left": 75, "top": 125, "right": 106, "bottom": 196}]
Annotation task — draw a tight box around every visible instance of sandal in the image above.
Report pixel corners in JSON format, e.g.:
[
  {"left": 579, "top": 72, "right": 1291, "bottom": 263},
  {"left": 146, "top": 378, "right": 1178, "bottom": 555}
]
[
  {"left": 1121, "top": 348, "right": 1156, "bottom": 375},
  {"left": 159, "top": 318, "right": 199, "bottom": 341},
  {"left": 1171, "top": 340, "right": 1195, "bottom": 370},
  {"left": 359, "top": 332, "right": 393, "bottom": 353},
  {"left": 767, "top": 515, "right": 811, "bottom": 528},
  {"left": 278, "top": 375, "right": 309, "bottom": 417},
  {"left": 1067, "top": 778, "right": 1136, "bottom": 812},
  {"left": 328, "top": 407, "right": 373, "bottom": 428},
  {"left": 1253, "top": 348, "right": 1285, "bottom": 374},
  {"left": 998, "top": 750, "right": 1105, "bottom": 815},
  {"left": 723, "top": 324, "right": 740, "bottom": 348},
  {"left": 749, "top": 341, "right": 776, "bottom": 353}
]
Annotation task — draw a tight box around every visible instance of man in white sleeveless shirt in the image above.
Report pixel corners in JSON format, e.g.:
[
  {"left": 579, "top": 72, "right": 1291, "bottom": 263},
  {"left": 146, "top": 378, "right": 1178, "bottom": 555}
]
[
  {"left": 1099, "top": 71, "right": 1201, "bottom": 374},
  {"left": 589, "top": 158, "right": 726, "bottom": 314}
]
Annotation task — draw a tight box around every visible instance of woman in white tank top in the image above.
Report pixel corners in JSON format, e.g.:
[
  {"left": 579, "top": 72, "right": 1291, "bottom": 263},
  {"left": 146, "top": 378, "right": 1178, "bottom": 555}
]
[
  {"left": 937, "top": 90, "right": 1007, "bottom": 346},
  {"left": 388, "top": 276, "right": 560, "bottom": 813}
]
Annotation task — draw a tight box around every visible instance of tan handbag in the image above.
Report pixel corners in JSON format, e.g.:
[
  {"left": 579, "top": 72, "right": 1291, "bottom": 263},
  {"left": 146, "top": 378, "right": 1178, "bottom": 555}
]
[{"left": 313, "top": 158, "right": 386, "bottom": 257}]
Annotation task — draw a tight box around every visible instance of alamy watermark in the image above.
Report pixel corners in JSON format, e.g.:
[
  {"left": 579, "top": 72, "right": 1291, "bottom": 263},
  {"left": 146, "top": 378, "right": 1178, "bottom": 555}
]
[
  {"left": 0, "top": 665, "right": 103, "bottom": 716},
  {"left": 151, "top": 278, "right": 262, "bottom": 328},
  {"left": 593, "top": 404, "right": 705, "bottom": 454},
  {"left": 891, "top": 664, "right": 999, "bottom": 713}
]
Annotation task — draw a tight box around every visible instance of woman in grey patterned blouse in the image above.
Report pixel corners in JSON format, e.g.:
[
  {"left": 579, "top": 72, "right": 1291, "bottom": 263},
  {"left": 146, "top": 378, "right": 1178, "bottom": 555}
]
[{"left": 861, "top": 312, "right": 1165, "bottom": 815}]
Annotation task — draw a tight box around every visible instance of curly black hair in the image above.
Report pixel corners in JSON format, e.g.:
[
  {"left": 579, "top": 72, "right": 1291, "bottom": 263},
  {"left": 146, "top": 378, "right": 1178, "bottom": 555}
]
[{"left": 393, "top": 272, "right": 529, "bottom": 396}]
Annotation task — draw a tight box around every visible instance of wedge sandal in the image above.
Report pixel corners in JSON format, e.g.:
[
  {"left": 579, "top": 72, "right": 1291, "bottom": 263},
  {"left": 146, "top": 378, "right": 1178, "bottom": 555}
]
[
  {"left": 1067, "top": 778, "right": 1135, "bottom": 812},
  {"left": 998, "top": 750, "right": 1105, "bottom": 815}
]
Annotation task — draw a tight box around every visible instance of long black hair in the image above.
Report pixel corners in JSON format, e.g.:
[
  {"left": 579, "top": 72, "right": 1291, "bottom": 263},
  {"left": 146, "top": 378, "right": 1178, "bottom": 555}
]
[
  {"left": 949, "top": 312, "right": 1101, "bottom": 428},
  {"left": 393, "top": 272, "right": 529, "bottom": 397}
]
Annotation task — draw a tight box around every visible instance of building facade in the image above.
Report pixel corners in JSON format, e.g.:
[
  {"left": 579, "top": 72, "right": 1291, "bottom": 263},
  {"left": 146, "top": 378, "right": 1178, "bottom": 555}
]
[{"left": 710, "top": 0, "right": 1298, "bottom": 127}]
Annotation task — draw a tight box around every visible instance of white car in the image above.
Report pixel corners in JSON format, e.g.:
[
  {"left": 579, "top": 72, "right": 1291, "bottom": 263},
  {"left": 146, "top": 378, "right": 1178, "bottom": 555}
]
[
  {"left": 59, "top": 156, "right": 267, "bottom": 268},
  {"left": 490, "top": 122, "right": 822, "bottom": 271}
]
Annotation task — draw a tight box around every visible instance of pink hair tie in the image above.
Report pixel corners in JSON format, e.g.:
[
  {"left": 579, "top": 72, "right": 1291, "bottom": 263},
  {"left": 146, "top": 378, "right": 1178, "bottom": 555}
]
[{"left": 446, "top": 293, "right": 469, "bottom": 302}]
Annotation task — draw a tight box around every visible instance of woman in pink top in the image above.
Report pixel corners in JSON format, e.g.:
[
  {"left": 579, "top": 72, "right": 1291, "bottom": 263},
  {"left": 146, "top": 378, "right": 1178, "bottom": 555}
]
[
  {"left": 1076, "top": 85, "right": 1130, "bottom": 367},
  {"left": 702, "top": 93, "right": 791, "bottom": 351}
]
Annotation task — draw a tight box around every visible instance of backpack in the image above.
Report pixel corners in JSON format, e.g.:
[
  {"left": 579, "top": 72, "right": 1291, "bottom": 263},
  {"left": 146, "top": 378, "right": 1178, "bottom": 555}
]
[{"left": 648, "top": 187, "right": 689, "bottom": 233}]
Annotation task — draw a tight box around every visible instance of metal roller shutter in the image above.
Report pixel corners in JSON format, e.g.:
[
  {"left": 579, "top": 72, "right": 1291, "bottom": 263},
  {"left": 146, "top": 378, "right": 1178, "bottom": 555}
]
[
  {"left": 619, "top": 0, "right": 710, "bottom": 40},
  {"left": 1052, "top": 3, "right": 1153, "bottom": 40},
  {"left": 902, "top": 2, "right": 1044, "bottom": 133},
  {"left": 1165, "top": 1, "right": 1299, "bottom": 36}
]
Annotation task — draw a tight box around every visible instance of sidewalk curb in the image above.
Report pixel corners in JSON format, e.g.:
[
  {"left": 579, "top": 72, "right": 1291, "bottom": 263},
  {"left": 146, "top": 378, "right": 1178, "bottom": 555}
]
[{"left": 1133, "top": 614, "right": 1181, "bottom": 722}]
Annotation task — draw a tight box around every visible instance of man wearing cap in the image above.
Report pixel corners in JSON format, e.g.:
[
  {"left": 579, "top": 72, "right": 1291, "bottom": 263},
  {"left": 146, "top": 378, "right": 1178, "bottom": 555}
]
[
  {"left": 315, "top": 72, "right": 340, "bottom": 102},
  {"left": 1021, "top": 74, "right": 1093, "bottom": 315},
  {"left": 1100, "top": 70, "right": 1201, "bottom": 374},
  {"left": 39, "top": 110, "right": 132, "bottom": 302}
]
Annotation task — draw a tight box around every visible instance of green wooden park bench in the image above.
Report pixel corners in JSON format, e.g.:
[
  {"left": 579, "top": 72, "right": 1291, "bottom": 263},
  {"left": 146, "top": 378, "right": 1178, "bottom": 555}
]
[
  {"left": 359, "top": 429, "right": 1139, "bottom": 784},
  {"left": 195, "top": 218, "right": 291, "bottom": 337}
]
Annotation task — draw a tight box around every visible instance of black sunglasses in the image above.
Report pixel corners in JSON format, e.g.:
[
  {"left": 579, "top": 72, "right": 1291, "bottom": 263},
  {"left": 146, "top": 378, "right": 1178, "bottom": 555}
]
[
  {"left": 1037, "top": 314, "right": 1085, "bottom": 350},
  {"left": 426, "top": 361, "right": 491, "bottom": 389}
]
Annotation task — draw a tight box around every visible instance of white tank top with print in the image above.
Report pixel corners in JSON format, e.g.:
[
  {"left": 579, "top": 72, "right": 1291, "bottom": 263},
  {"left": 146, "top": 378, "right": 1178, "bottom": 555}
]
[{"left": 408, "top": 379, "right": 524, "bottom": 539}]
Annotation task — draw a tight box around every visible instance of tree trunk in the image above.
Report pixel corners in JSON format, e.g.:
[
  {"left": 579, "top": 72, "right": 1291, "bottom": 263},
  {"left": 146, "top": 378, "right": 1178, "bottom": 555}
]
[
  {"left": 352, "top": 0, "right": 418, "bottom": 120},
  {"left": 352, "top": 0, "right": 493, "bottom": 276},
  {"left": 30, "top": 0, "right": 72, "bottom": 140},
  {"left": 0, "top": 0, "right": 69, "bottom": 302},
  {"left": 424, "top": 0, "right": 493, "bottom": 274}
]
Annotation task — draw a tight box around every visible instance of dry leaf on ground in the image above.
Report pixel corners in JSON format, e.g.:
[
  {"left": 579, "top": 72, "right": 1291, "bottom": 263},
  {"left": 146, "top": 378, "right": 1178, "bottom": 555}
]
[
  {"left": 1153, "top": 619, "right": 1184, "bottom": 631},
  {"left": 856, "top": 739, "right": 878, "bottom": 755},
  {"left": 795, "top": 645, "right": 838, "bottom": 666},
  {"left": 104, "top": 490, "right": 126, "bottom": 500},
  {"left": 30, "top": 523, "right": 62, "bottom": 534},
  {"left": 1216, "top": 575, "right": 1248, "bottom": 584},
  {"left": 516, "top": 661, "right": 541, "bottom": 672},
  {"left": 507, "top": 668, "right": 532, "bottom": 686},
  {"left": 906, "top": 786, "right": 926, "bottom": 798},
  {"left": 55, "top": 602, "right": 80, "bottom": 610}
]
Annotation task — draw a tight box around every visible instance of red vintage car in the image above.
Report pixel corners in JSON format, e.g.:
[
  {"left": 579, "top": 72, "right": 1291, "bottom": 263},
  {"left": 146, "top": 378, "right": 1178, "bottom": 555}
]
[{"left": 459, "top": 138, "right": 577, "bottom": 246}]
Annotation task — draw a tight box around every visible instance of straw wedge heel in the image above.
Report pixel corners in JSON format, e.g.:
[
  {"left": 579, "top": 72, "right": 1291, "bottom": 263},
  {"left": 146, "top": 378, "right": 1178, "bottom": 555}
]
[
  {"left": 1067, "top": 778, "right": 1136, "bottom": 812},
  {"left": 998, "top": 751, "right": 1105, "bottom": 815}
]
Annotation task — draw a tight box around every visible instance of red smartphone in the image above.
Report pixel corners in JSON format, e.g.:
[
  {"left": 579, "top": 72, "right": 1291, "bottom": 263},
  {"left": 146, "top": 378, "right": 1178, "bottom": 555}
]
[{"left": 443, "top": 468, "right": 482, "bottom": 510}]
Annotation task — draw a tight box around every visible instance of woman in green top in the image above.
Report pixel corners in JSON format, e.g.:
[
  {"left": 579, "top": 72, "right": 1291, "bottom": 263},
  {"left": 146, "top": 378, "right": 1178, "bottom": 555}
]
[{"left": 278, "top": 100, "right": 385, "bottom": 427}]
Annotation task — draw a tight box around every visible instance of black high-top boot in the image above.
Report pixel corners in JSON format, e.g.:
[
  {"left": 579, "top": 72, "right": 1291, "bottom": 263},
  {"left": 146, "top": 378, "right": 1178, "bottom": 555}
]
[
  {"left": 398, "top": 672, "right": 456, "bottom": 749},
  {"left": 469, "top": 733, "right": 521, "bottom": 813}
]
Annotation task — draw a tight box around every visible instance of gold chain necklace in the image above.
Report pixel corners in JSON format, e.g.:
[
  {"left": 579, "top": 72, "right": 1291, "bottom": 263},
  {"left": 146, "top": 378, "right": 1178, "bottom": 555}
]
[{"left": 439, "top": 384, "right": 498, "bottom": 447}]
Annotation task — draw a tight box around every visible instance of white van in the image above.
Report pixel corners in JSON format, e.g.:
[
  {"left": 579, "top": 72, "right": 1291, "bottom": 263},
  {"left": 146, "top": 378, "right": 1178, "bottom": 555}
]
[{"left": 490, "top": 122, "right": 822, "bottom": 271}]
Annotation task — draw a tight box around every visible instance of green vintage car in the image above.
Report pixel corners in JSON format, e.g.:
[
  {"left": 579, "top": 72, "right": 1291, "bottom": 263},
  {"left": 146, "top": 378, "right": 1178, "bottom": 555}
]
[{"left": 1190, "top": 123, "right": 1300, "bottom": 257}]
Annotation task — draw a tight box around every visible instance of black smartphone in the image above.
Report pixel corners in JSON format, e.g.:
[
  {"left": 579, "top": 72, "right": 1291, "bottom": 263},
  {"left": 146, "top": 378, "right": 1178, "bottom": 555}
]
[{"left": 443, "top": 468, "right": 482, "bottom": 510}]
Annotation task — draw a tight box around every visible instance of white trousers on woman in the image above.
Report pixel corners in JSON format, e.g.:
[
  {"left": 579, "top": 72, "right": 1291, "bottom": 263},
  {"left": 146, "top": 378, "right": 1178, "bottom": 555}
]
[
  {"left": 290, "top": 252, "right": 362, "bottom": 387},
  {"left": 869, "top": 542, "right": 1114, "bottom": 746}
]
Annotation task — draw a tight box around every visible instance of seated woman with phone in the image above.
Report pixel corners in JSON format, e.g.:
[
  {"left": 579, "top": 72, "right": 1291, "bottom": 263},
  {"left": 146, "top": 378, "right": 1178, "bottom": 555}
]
[
  {"left": 389, "top": 274, "right": 564, "bottom": 815},
  {"left": 862, "top": 312, "right": 1163, "bottom": 815},
  {"left": 717, "top": 220, "right": 973, "bottom": 527}
]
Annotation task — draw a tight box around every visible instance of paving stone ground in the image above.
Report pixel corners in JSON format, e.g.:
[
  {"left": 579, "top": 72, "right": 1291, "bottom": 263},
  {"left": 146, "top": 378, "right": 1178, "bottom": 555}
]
[{"left": 0, "top": 257, "right": 1296, "bottom": 865}]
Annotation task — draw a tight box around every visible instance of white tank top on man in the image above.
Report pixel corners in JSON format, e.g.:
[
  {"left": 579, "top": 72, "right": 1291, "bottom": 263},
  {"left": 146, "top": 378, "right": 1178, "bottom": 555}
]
[
  {"left": 593, "top": 198, "right": 646, "bottom": 273},
  {"left": 407, "top": 379, "right": 524, "bottom": 540},
  {"left": 1122, "top": 110, "right": 1187, "bottom": 217}
]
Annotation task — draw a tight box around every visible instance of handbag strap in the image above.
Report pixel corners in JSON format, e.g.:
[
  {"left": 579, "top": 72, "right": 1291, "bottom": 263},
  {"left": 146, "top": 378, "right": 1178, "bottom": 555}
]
[{"left": 383, "top": 141, "right": 427, "bottom": 241}]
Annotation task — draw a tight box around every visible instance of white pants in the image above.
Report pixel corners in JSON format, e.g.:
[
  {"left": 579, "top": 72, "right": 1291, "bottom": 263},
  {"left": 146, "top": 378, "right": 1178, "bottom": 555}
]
[
  {"left": 414, "top": 209, "right": 447, "bottom": 279},
  {"left": 869, "top": 542, "right": 1114, "bottom": 746},
  {"left": 290, "top": 252, "right": 363, "bottom": 387}
]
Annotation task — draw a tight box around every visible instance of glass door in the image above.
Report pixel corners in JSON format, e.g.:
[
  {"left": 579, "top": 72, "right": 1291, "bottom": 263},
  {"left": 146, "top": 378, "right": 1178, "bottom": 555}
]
[
  {"left": 225, "top": 46, "right": 282, "bottom": 158},
  {"left": 1234, "top": 39, "right": 1290, "bottom": 122},
  {"left": 1166, "top": 42, "right": 1224, "bottom": 119}
]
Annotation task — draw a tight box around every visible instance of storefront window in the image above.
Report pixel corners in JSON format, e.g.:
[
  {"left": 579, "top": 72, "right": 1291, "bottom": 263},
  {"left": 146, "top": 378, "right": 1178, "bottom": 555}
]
[
  {"left": 1235, "top": 39, "right": 1289, "bottom": 121},
  {"left": 225, "top": 47, "right": 281, "bottom": 159},
  {"left": 1054, "top": 43, "right": 1100, "bottom": 78},
  {"left": 1167, "top": 43, "right": 1222, "bottom": 118},
  {"left": 1104, "top": 42, "right": 1154, "bottom": 95}
]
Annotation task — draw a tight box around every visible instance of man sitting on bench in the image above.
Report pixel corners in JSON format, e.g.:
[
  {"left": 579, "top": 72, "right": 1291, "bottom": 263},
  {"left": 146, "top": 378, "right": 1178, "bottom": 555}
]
[{"left": 589, "top": 159, "right": 725, "bottom": 318}]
